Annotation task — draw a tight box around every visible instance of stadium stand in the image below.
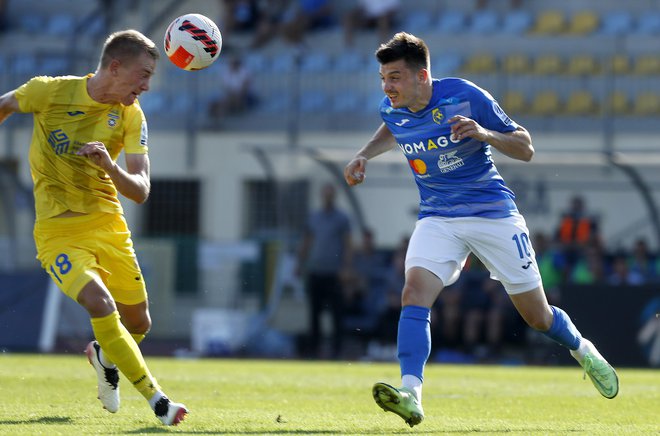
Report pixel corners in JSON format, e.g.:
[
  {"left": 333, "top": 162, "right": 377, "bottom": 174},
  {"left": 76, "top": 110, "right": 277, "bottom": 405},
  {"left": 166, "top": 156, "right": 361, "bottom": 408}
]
[
  {"left": 530, "top": 10, "right": 566, "bottom": 34},
  {"left": 566, "top": 10, "right": 599, "bottom": 35}
]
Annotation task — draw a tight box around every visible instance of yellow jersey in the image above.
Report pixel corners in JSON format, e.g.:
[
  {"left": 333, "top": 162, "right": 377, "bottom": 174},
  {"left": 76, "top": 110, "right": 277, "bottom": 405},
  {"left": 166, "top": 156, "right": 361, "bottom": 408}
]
[{"left": 15, "top": 74, "right": 149, "bottom": 221}]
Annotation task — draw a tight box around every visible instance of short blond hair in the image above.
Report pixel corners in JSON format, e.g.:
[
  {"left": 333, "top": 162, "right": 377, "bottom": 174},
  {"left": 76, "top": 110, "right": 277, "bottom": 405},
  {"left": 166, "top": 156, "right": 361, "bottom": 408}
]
[{"left": 99, "top": 29, "right": 159, "bottom": 68}]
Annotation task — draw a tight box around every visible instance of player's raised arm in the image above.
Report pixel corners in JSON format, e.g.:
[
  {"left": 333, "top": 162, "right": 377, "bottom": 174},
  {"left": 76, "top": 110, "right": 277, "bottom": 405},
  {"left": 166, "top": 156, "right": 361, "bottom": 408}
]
[
  {"left": 0, "top": 90, "right": 19, "bottom": 125},
  {"left": 344, "top": 123, "right": 398, "bottom": 186}
]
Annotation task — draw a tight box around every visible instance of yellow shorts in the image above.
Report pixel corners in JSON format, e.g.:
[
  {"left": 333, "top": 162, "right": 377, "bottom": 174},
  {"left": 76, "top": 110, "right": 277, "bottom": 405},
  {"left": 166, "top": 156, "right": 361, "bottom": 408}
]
[{"left": 34, "top": 212, "right": 147, "bottom": 305}]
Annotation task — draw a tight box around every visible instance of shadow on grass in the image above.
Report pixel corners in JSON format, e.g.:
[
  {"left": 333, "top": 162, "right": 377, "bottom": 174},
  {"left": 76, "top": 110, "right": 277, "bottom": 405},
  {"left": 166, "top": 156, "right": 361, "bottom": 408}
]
[{"left": 0, "top": 416, "right": 74, "bottom": 425}]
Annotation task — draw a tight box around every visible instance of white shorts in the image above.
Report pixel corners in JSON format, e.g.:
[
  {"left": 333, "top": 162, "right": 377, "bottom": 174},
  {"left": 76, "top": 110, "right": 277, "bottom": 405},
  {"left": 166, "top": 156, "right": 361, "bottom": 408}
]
[{"left": 405, "top": 213, "right": 542, "bottom": 295}]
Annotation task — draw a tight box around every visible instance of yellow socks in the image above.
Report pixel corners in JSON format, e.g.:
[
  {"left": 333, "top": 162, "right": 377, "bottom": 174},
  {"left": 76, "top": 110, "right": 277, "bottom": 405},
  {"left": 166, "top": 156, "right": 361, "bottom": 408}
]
[{"left": 90, "top": 311, "right": 160, "bottom": 400}]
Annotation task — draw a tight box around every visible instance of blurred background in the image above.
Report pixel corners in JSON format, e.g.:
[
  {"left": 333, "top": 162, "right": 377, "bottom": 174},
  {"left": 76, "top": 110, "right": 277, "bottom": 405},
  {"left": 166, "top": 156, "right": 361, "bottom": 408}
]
[{"left": 0, "top": 0, "right": 658, "bottom": 367}]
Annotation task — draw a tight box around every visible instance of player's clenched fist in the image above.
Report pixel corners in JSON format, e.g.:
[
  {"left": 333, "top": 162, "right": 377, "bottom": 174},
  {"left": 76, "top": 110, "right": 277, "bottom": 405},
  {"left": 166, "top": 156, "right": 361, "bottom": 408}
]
[
  {"left": 344, "top": 156, "right": 367, "bottom": 186},
  {"left": 77, "top": 141, "right": 114, "bottom": 172}
]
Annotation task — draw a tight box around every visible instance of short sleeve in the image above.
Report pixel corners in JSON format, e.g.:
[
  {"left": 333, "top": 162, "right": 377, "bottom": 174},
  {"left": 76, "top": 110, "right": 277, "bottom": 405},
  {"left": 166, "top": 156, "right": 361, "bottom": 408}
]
[
  {"left": 123, "top": 103, "right": 149, "bottom": 154},
  {"left": 14, "top": 76, "right": 53, "bottom": 114}
]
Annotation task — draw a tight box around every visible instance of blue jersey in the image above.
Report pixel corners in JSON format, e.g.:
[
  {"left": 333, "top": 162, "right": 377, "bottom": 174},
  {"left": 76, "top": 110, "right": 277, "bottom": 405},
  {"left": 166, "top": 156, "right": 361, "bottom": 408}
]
[{"left": 381, "top": 77, "right": 519, "bottom": 219}]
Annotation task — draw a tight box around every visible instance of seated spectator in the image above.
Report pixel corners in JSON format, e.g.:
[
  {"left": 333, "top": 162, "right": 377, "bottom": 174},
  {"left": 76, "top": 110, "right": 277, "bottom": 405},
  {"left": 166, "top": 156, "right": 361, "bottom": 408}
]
[
  {"left": 343, "top": 0, "right": 400, "bottom": 46},
  {"left": 629, "top": 238, "right": 658, "bottom": 282},
  {"left": 219, "top": 0, "right": 261, "bottom": 48},
  {"left": 459, "top": 255, "right": 516, "bottom": 360},
  {"left": 608, "top": 251, "right": 646, "bottom": 286},
  {"left": 208, "top": 56, "right": 258, "bottom": 123},
  {"left": 281, "top": 0, "right": 334, "bottom": 45},
  {"left": 533, "top": 232, "right": 568, "bottom": 301},
  {"left": 343, "top": 229, "right": 388, "bottom": 334},
  {"left": 569, "top": 240, "right": 607, "bottom": 284},
  {"left": 249, "top": 0, "right": 289, "bottom": 48}
]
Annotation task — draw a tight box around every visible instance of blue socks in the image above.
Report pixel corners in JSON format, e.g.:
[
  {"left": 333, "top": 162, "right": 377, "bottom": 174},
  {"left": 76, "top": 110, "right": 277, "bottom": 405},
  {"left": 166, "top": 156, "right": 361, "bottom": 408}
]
[
  {"left": 544, "top": 306, "right": 582, "bottom": 350},
  {"left": 398, "top": 305, "right": 431, "bottom": 382}
]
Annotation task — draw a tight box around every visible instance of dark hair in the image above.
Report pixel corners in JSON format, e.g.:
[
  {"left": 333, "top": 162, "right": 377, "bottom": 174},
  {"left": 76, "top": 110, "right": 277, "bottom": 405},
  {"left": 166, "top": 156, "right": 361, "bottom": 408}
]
[
  {"left": 375, "top": 32, "right": 430, "bottom": 71},
  {"left": 100, "top": 29, "right": 159, "bottom": 68}
]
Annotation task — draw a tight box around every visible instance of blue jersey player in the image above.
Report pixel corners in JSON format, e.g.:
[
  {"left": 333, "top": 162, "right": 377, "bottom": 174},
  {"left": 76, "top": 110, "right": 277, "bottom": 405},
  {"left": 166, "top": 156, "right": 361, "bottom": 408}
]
[{"left": 343, "top": 32, "right": 618, "bottom": 428}]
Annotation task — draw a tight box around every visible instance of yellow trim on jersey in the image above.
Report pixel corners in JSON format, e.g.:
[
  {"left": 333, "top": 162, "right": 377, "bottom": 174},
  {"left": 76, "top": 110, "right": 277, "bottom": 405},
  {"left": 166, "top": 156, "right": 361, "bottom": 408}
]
[{"left": 15, "top": 75, "right": 149, "bottom": 221}]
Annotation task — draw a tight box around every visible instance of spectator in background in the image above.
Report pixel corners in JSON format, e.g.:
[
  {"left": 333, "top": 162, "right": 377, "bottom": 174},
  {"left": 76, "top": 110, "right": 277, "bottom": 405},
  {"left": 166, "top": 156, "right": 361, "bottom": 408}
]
[
  {"left": 343, "top": 0, "right": 400, "bottom": 46},
  {"left": 556, "top": 195, "right": 600, "bottom": 268},
  {"left": 533, "top": 232, "right": 568, "bottom": 300},
  {"left": 569, "top": 240, "right": 607, "bottom": 284},
  {"left": 281, "top": 0, "right": 334, "bottom": 45},
  {"left": 296, "top": 183, "right": 352, "bottom": 359},
  {"left": 459, "top": 255, "right": 514, "bottom": 360},
  {"left": 249, "top": 0, "right": 290, "bottom": 48},
  {"left": 343, "top": 227, "right": 388, "bottom": 319},
  {"left": 208, "top": 56, "right": 258, "bottom": 123},
  {"left": 366, "top": 235, "right": 408, "bottom": 359},
  {"left": 608, "top": 251, "right": 645, "bottom": 286},
  {"left": 219, "top": 0, "right": 260, "bottom": 48},
  {"left": 628, "top": 238, "right": 657, "bottom": 282},
  {"left": 0, "top": 0, "right": 8, "bottom": 33}
]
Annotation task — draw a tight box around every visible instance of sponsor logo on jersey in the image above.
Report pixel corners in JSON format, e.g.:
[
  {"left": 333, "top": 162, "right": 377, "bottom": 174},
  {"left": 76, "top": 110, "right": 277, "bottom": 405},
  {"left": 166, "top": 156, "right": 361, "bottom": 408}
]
[
  {"left": 432, "top": 108, "right": 444, "bottom": 124},
  {"left": 67, "top": 111, "right": 85, "bottom": 116},
  {"left": 107, "top": 110, "right": 120, "bottom": 127},
  {"left": 47, "top": 129, "right": 70, "bottom": 155},
  {"left": 395, "top": 118, "right": 410, "bottom": 127},
  {"left": 398, "top": 134, "right": 461, "bottom": 155},
  {"left": 408, "top": 158, "right": 428, "bottom": 175},
  {"left": 437, "top": 150, "right": 464, "bottom": 173}
]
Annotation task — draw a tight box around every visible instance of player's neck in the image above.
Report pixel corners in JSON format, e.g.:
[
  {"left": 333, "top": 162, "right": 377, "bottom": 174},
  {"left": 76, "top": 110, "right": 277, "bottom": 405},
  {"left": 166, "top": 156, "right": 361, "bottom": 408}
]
[
  {"left": 87, "top": 72, "right": 119, "bottom": 105},
  {"left": 408, "top": 85, "right": 433, "bottom": 113}
]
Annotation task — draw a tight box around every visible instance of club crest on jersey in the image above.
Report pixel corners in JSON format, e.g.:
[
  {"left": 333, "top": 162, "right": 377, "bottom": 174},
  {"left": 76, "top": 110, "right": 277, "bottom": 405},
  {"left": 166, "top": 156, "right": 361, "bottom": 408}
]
[
  {"left": 107, "top": 110, "right": 120, "bottom": 127},
  {"left": 432, "top": 108, "right": 444, "bottom": 125}
]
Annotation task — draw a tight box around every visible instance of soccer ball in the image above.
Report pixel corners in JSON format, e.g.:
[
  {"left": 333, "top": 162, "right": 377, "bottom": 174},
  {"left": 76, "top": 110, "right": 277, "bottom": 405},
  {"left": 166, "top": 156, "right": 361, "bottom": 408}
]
[{"left": 164, "top": 13, "right": 222, "bottom": 71}]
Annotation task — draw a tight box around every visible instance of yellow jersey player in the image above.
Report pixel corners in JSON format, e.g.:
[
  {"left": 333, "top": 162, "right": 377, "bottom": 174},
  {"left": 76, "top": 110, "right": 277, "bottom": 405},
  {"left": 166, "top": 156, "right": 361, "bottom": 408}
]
[{"left": 0, "top": 30, "right": 187, "bottom": 426}]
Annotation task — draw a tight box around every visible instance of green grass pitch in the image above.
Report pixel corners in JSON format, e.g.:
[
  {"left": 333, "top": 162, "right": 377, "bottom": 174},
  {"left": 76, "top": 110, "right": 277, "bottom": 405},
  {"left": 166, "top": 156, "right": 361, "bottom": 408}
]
[{"left": 0, "top": 353, "right": 658, "bottom": 435}]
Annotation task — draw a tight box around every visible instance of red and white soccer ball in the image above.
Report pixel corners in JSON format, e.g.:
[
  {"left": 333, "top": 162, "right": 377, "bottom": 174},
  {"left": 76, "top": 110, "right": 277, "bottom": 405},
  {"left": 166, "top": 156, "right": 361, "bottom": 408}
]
[{"left": 164, "top": 13, "right": 222, "bottom": 71}]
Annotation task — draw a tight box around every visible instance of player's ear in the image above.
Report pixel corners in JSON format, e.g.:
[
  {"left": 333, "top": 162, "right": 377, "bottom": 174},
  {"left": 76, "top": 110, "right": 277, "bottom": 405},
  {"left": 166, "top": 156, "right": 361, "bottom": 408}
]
[
  {"left": 108, "top": 58, "right": 122, "bottom": 75},
  {"left": 418, "top": 68, "right": 429, "bottom": 82}
]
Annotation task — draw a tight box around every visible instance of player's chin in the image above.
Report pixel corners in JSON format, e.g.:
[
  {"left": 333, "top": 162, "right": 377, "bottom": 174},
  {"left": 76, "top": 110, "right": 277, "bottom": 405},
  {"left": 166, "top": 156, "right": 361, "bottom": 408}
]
[{"left": 123, "top": 93, "right": 139, "bottom": 105}]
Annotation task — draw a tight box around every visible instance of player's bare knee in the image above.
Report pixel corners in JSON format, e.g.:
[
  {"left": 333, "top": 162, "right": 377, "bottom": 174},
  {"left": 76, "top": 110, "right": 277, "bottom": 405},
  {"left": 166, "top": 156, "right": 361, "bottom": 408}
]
[
  {"left": 123, "top": 313, "right": 152, "bottom": 334},
  {"left": 401, "top": 283, "right": 428, "bottom": 307},
  {"left": 525, "top": 312, "right": 553, "bottom": 331}
]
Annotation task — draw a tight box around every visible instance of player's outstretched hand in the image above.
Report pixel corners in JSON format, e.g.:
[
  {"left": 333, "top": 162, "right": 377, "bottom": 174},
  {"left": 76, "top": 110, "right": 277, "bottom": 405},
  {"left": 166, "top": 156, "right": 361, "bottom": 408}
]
[
  {"left": 77, "top": 141, "right": 115, "bottom": 173},
  {"left": 344, "top": 156, "right": 367, "bottom": 186}
]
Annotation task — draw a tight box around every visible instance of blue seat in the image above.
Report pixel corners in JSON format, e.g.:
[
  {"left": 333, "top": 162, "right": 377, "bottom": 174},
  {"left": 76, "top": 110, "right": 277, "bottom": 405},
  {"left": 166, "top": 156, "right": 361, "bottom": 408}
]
[
  {"left": 333, "top": 51, "right": 365, "bottom": 73},
  {"left": 300, "top": 90, "right": 327, "bottom": 111},
  {"left": 332, "top": 92, "right": 361, "bottom": 113},
  {"left": 436, "top": 10, "right": 466, "bottom": 34},
  {"left": 599, "top": 11, "right": 634, "bottom": 36},
  {"left": 47, "top": 13, "right": 76, "bottom": 35},
  {"left": 432, "top": 54, "right": 462, "bottom": 76},
  {"left": 41, "top": 57, "right": 69, "bottom": 75},
  {"left": 138, "top": 91, "right": 168, "bottom": 115},
  {"left": 270, "top": 52, "right": 296, "bottom": 73},
  {"left": 13, "top": 55, "right": 38, "bottom": 75},
  {"left": 300, "top": 52, "right": 331, "bottom": 73},
  {"left": 467, "top": 10, "right": 499, "bottom": 34},
  {"left": 635, "top": 12, "right": 660, "bottom": 34},
  {"left": 501, "top": 10, "right": 532, "bottom": 35},
  {"left": 243, "top": 53, "right": 267, "bottom": 72},
  {"left": 401, "top": 10, "right": 434, "bottom": 32}
]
